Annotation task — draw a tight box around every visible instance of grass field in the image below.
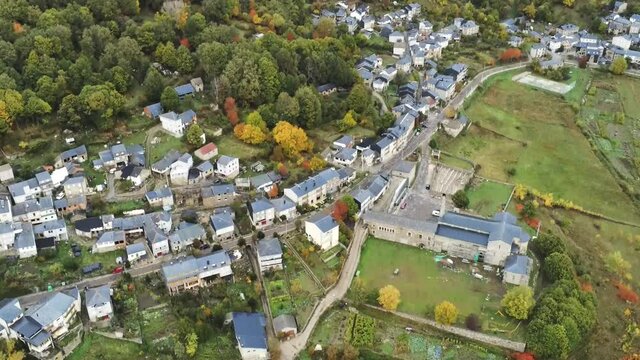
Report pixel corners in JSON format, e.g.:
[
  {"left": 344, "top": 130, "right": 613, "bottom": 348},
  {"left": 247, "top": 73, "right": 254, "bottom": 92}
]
[
  {"left": 466, "top": 180, "right": 513, "bottom": 217},
  {"left": 216, "top": 136, "right": 269, "bottom": 160},
  {"left": 67, "top": 333, "right": 143, "bottom": 360},
  {"left": 357, "top": 238, "right": 505, "bottom": 319},
  {"left": 308, "top": 124, "right": 376, "bottom": 150},
  {"left": 439, "top": 75, "right": 640, "bottom": 222},
  {"left": 149, "top": 132, "right": 189, "bottom": 164}
]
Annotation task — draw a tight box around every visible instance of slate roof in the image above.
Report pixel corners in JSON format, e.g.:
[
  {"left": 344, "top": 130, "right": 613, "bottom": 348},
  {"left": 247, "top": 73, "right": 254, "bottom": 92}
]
[
  {"left": 196, "top": 161, "right": 214, "bottom": 173},
  {"left": 146, "top": 187, "right": 173, "bottom": 202},
  {"left": 74, "top": 216, "right": 104, "bottom": 233},
  {"left": 15, "top": 223, "right": 35, "bottom": 249},
  {"left": 232, "top": 312, "right": 267, "bottom": 350},
  {"left": 32, "top": 219, "right": 66, "bottom": 235},
  {"left": 257, "top": 238, "right": 283, "bottom": 258},
  {"left": 333, "top": 135, "right": 353, "bottom": 147},
  {"left": 144, "top": 103, "right": 163, "bottom": 118},
  {"left": 504, "top": 255, "right": 532, "bottom": 275},
  {"left": 10, "top": 316, "right": 48, "bottom": 346},
  {"left": 162, "top": 251, "right": 231, "bottom": 283},
  {"left": 270, "top": 196, "right": 296, "bottom": 213},
  {"left": 334, "top": 147, "right": 358, "bottom": 161},
  {"left": 27, "top": 291, "right": 77, "bottom": 328},
  {"left": 174, "top": 84, "right": 195, "bottom": 96},
  {"left": 0, "top": 298, "right": 22, "bottom": 324},
  {"left": 0, "top": 196, "right": 11, "bottom": 216},
  {"left": 435, "top": 211, "right": 530, "bottom": 247},
  {"left": 210, "top": 212, "right": 234, "bottom": 231},
  {"left": 152, "top": 150, "right": 181, "bottom": 172},
  {"left": 393, "top": 160, "right": 415, "bottom": 174},
  {"left": 217, "top": 155, "right": 237, "bottom": 167},
  {"left": 248, "top": 198, "right": 274, "bottom": 214},
  {"left": 202, "top": 184, "right": 236, "bottom": 198},
  {"left": 307, "top": 213, "right": 338, "bottom": 233},
  {"left": 169, "top": 222, "right": 205, "bottom": 244},
  {"left": 126, "top": 242, "right": 146, "bottom": 256},
  {"left": 59, "top": 145, "right": 88, "bottom": 161},
  {"left": 86, "top": 285, "right": 111, "bottom": 308},
  {"left": 96, "top": 230, "right": 125, "bottom": 245}
]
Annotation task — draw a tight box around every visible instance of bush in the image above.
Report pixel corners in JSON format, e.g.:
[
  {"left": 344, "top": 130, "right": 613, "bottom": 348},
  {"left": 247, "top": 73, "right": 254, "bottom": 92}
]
[
  {"left": 543, "top": 252, "right": 574, "bottom": 282},
  {"left": 465, "top": 313, "right": 481, "bottom": 331},
  {"left": 451, "top": 190, "right": 469, "bottom": 209}
]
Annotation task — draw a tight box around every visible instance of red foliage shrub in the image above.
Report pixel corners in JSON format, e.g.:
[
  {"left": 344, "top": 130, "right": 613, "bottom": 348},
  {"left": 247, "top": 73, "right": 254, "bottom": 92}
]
[
  {"left": 500, "top": 48, "right": 522, "bottom": 62},
  {"left": 332, "top": 200, "right": 348, "bottom": 221},
  {"left": 179, "top": 38, "right": 190, "bottom": 49},
  {"left": 224, "top": 97, "right": 239, "bottom": 126},
  {"left": 511, "top": 352, "right": 535, "bottom": 360},
  {"left": 615, "top": 282, "right": 639, "bottom": 303}
]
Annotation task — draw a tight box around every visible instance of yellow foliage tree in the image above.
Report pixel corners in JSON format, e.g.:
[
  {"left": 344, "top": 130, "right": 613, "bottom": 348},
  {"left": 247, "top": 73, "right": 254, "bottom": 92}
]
[
  {"left": 177, "top": 8, "right": 189, "bottom": 30},
  {"left": 234, "top": 123, "right": 267, "bottom": 144},
  {"left": 1, "top": 340, "right": 25, "bottom": 360},
  {"left": 514, "top": 184, "right": 527, "bottom": 201},
  {"left": 378, "top": 285, "right": 401, "bottom": 310},
  {"left": 540, "top": 193, "right": 554, "bottom": 207},
  {"left": 338, "top": 110, "right": 357, "bottom": 131},
  {"left": 562, "top": 0, "right": 575, "bottom": 7},
  {"left": 272, "top": 121, "right": 313, "bottom": 158},
  {"left": 308, "top": 156, "right": 326, "bottom": 172},
  {"left": 185, "top": 332, "right": 198, "bottom": 357},
  {"left": 443, "top": 106, "right": 456, "bottom": 119},
  {"left": 434, "top": 301, "right": 458, "bottom": 325}
]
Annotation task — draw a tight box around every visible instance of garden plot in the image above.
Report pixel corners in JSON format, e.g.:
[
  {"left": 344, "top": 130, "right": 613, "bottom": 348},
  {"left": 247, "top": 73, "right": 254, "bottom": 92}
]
[{"left": 513, "top": 71, "right": 575, "bottom": 94}]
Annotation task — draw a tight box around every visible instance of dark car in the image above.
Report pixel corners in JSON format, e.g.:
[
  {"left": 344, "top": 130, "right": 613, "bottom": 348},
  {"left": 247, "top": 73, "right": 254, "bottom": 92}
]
[
  {"left": 199, "top": 243, "right": 211, "bottom": 250},
  {"left": 82, "top": 263, "right": 102, "bottom": 275}
]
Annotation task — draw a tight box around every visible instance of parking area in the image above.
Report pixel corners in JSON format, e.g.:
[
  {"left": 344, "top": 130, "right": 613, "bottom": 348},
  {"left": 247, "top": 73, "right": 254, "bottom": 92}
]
[{"left": 394, "top": 191, "right": 444, "bottom": 222}]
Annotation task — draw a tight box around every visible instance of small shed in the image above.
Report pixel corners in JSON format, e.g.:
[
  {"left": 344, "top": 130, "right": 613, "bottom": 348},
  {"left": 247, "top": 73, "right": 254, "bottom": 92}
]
[{"left": 273, "top": 314, "right": 297, "bottom": 338}]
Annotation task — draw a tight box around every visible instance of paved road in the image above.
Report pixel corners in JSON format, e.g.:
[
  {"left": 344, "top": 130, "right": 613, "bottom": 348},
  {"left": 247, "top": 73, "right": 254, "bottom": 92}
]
[{"left": 279, "top": 222, "right": 367, "bottom": 360}]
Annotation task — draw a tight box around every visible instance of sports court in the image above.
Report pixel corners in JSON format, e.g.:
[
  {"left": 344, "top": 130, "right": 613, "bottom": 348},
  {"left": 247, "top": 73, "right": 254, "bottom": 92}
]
[{"left": 512, "top": 71, "right": 575, "bottom": 94}]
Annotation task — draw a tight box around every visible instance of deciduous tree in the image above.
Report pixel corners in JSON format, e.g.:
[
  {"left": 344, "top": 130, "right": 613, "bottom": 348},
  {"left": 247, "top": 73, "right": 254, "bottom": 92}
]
[
  {"left": 611, "top": 57, "right": 628, "bottom": 75},
  {"left": 272, "top": 121, "right": 313, "bottom": 158},
  {"left": 186, "top": 124, "right": 204, "bottom": 146},
  {"left": 338, "top": 110, "right": 357, "bottom": 131},
  {"left": 532, "top": 233, "right": 565, "bottom": 258},
  {"left": 224, "top": 97, "right": 239, "bottom": 126},
  {"left": 294, "top": 86, "right": 321, "bottom": 128},
  {"left": 275, "top": 92, "right": 300, "bottom": 123},
  {"left": 341, "top": 195, "right": 358, "bottom": 219},
  {"left": 452, "top": 190, "right": 469, "bottom": 209},
  {"left": 332, "top": 200, "right": 348, "bottom": 221},
  {"left": 142, "top": 66, "right": 165, "bottom": 101},
  {"left": 465, "top": 313, "right": 481, "bottom": 331},
  {"left": 501, "top": 286, "right": 535, "bottom": 320},
  {"left": 185, "top": 332, "right": 198, "bottom": 357},
  {"left": 308, "top": 155, "right": 325, "bottom": 172},
  {"left": 434, "top": 301, "right": 458, "bottom": 325},
  {"left": 197, "top": 42, "right": 230, "bottom": 78},
  {"left": 378, "top": 285, "right": 401, "bottom": 310},
  {"left": 605, "top": 251, "right": 631, "bottom": 279},
  {"left": 543, "top": 252, "right": 574, "bottom": 282},
  {"left": 234, "top": 123, "right": 267, "bottom": 144},
  {"left": 160, "top": 86, "right": 179, "bottom": 111},
  {"left": 500, "top": 48, "right": 522, "bottom": 62}
]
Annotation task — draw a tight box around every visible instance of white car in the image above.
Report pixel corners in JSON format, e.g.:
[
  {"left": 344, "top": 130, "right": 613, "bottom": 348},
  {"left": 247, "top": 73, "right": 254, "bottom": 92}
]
[
  {"left": 432, "top": 210, "right": 441, "bottom": 217},
  {"left": 55, "top": 192, "right": 65, "bottom": 200}
]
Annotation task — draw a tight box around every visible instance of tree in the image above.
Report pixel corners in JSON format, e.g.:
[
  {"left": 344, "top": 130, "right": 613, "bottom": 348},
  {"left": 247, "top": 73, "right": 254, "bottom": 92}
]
[
  {"left": 272, "top": 121, "right": 313, "bottom": 158},
  {"left": 0, "top": 89, "right": 23, "bottom": 131},
  {"left": 308, "top": 156, "right": 326, "bottom": 172},
  {"left": 338, "top": 110, "right": 357, "bottom": 131},
  {"left": 276, "top": 163, "right": 288, "bottom": 178},
  {"left": 543, "top": 252, "right": 574, "bottom": 282},
  {"left": 562, "top": 0, "right": 575, "bottom": 7},
  {"left": 234, "top": 123, "right": 267, "bottom": 144},
  {"left": 294, "top": 86, "right": 321, "bottom": 128},
  {"left": 443, "top": 106, "right": 456, "bottom": 119},
  {"left": 611, "top": 57, "right": 628, "bottom": 75},
  {"left": 500, "top": 48, "right": 522, "bottom": 62},
  {"left": 197, "top": 42, "right": 230, "bottom": 78},
  {"left": 245, "top": 111, "right": 267, "bottom": 133},
  {"left": 434, "top": 301, "right": 458, "bottom": 325},
  {"left": 275, "top": 92, "right": 299, "bottom": 123},
  {"left": 501, "top": 286, "right": 535, "bottom": 320},
  {"left": 0, "top": 339, "right": 25, "bottom": 360},
  {"left": 332, "top": 200, "right": 348, "bottom": 221},
  {"left": 378, "top": 285, "right": 401, "bottom": 310},
  {"left": 532, "top": 233, "right": 565, "bottom": 258},
  {"left": 160, "top": 86, "right": 179, "bottom": 111},
  {"left": 185, "top": 332, "right": 198, "bottom": 357},
  {"left": 314, "top": 18, "right": 336, "bottom": 38},
  {"left": 267, "top": 184, "right": 279, "bottom": 199},
  {"left": 22, "top": 92, "right": 51, "bottom": 119},
  {"left": 142, "top": 66, "right": 165, "bottom": 101},
  {"left": 605, "top": 251, "right": 631, "bottom": 279},
  {"left": 528, "top": 323, "right": 570, "bottom": 360},
  {"left": 186, "top": 124, "right": 204, "bottom": 146},
  {"left": 341, "top": 195, "right": 358, "bottom": 219},
  {"left": 522, "top": 4, "right": 536, "bottom": 19},
  {"left": 465, "top": 313, "right": 481, "bottom": 331},
  {"left": 347, "top": 84, "right": 371, "bottom": 114},
  {"left": 224, "top": 97, "right": 239, "bottom": 126},
  {"left": 452, "top": 190, "right": 469, "bottom": 209},
  {"left": 175, "top": 45, "right": 194, "bottom": 74}
]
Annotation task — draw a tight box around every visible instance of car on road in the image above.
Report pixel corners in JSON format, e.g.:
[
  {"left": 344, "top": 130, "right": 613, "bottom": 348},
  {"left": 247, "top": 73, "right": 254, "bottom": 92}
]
[
  {"left": 55, "top": 192, "right": 65, "bottom": 200},
  {"left": 400, "top": 202, "right": 407, "bottom": 209},
  {"left": 432, "top": 210, "right": 441, "bottom": 217}
]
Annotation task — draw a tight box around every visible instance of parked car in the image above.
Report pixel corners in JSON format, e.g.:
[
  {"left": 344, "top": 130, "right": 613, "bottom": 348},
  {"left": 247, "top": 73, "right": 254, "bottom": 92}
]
[
  {"left": 400, "top": 202, "right": 407, "bottom": 209},
  {"left": 112, "top": 266, "right": 124, "bottom": 274},
  {"left": 199, "top": 243, "right": 211, "bottom": 250},
  {"left": 431, "top": 210, "right": 441, "bottom": 217},
  {"left": 82, "top": 263, "right": 102, "bottom": 275}
]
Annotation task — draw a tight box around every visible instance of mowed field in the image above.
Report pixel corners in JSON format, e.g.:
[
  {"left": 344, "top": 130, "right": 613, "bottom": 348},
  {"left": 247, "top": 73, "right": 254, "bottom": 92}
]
[
  {"left": 357, "top": 238, "right": 507, "bottom": 321},
  {"left": 466, "top": 180, "right": 514, "bottom": 217},
  {"left": 440, "top": 76, "right": 640, "bottom": 222}
]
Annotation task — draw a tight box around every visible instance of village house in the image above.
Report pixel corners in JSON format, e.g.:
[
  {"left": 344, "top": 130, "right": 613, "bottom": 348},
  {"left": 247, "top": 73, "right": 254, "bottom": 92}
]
[
  {"left": 161, "top": 251, "right": 233, "bottom": 295},
  {"left": 231, "top": 312, "right": 268, "bottom": 360},
  {"left": 529, "top": 43, "right": 547, "bottom": 58},
  {"left": 216, "top": 156, "right": 240, "bottom": 179},
  {"left": 273, "top": 314, "right": 298, "bottom": 339},
  {"left": 0, "top": 223, "right": 17, "bottom": 251},
  {"left": 85, "top": 285, "right": 113, "bottom": 322},
  {"left": 270, "top": 196, "right": 298, "bottom": 221},
  {"left": 194, "top": 143, "right": 218, "bottom": 161},
  {"left": 33, "top": 219, "right": 68, "bottom": 241},
  {"left": 459, "top": 20, "right": 479, "bottom": 36},
  {"left": 15, "top": 223, "right": 37, "bottom": 258},
  {"left": 202, "top": 184, "right": 237, "bottom": 207},
  {"left": 62, "top": 176, "right": 88, "bottom": 197},
  {"left": 332, "top": 135, "right": 354, "bottom": 149},
  {"left": 174, "top": 83, "right": 195, "bottom": 99},
  {"left": 503, "top": 254, "right": 533, "bottom": 286},
  {"left": 152, "top": 150, "right": 181, "bottom": 175},
  {"left": 145, "top": 221, "right": 170, "bottom": 257},
  {"left": 54, "top": 145, "right": 88, "bottom": 168},
  {"left": 333, "top": 148, "right": 358, "bottom": 166},
  {"left": 12, "top": 196, "right": 57, "bottom": 225},
  {"left": 210, "top": 211, "right": 235, "bottom": 241},
  {"left": 250, "top": 172, "right": 280, "bottom": 193},
  {"left": 0, "top": 196, "right": 12, "bottom": 223},
  {"left": 257, "top": 237, "right": 283, "bottom": 272},
  {"left": 305, "top": 214, "right": 339, "bottom": 251},
  {"left": 126, "top": 242, "right": 148, "bottom": 263},
  {"left": 362, "top": 211, "right": 530, "bottom": 267},
  {"left": 146, "top": 186, "right": 174, "bottom": 209},
  {"left": 316, "top": 83, "right": 337, "bottom": 96},
  {"left": 54, "top": 195, "right": 87, "bottom": 216},
  {"left": 247, "top": 198, "right": 275, "bottom": 229},
  {"left": 119, "top": 164, "right": 150, "bottom": 187},
  {"left": 159, "top": 110, "right": 197, "bottom": 137},
  {"left": 283, "top": 168, "right": 342, "bottom": 206},
  {"left": 170, "top": 153, "right": 193, "bottom": 185},
  {"left": 93, "top": 230, "right": 126, "bottom": 253},
  {"left": 190, "top": 77, "right": 204, "bottom": 92},
  {"left": 169, "top": 222, "right": 206, "bottom": 253},
  {"left": 143, "top": 102, "right": 163, "bottom": 119}
]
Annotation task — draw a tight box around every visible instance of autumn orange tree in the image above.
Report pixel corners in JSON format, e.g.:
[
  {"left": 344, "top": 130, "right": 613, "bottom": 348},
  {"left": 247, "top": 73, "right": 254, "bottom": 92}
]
[
  {"left": 224, "top": 97, "right": 239, "bottom": 126},
  {"left": 277, "top": 162, "right": 288, "bottom": 177},
  {"left": 332, "top": 200, "right": 348, "bottom": 221},
  {"left": 272, "top": 121, "right": 313, "bottom": 158},
  {"left": 500, "top": 48, "right": 522, "bottom": 62},
  {"left": 267, "top": 184, "right": 279, "bottom": 198},
  {"left": 234, "top": 123, "right": 267, "bottom": 144}
]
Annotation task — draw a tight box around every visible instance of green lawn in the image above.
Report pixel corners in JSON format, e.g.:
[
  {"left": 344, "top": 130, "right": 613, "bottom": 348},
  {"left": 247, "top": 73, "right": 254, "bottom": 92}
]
[
  {"left": 357, "top": 238, "right": 505, "bottom": 319},
  {"left": 149, "top": 132, "right": 189, "bottom": 163},
  {"left": 139, "top": 306, "right": 178, "bottom": 344},
  {"left": 466, "top": 181, "right": 514, "bottom": 217},
  {"left": 216, "top": 135, "right": 269, "bottom": 161},
  {"left": 439, "top": 75, "right": 640, "bottom": 222},
  {"left": 308, "top": 125, "right": 376, "bottom": 150},
  {"left": 67, "top": 333, "right": 143, "bottom": 360}
]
